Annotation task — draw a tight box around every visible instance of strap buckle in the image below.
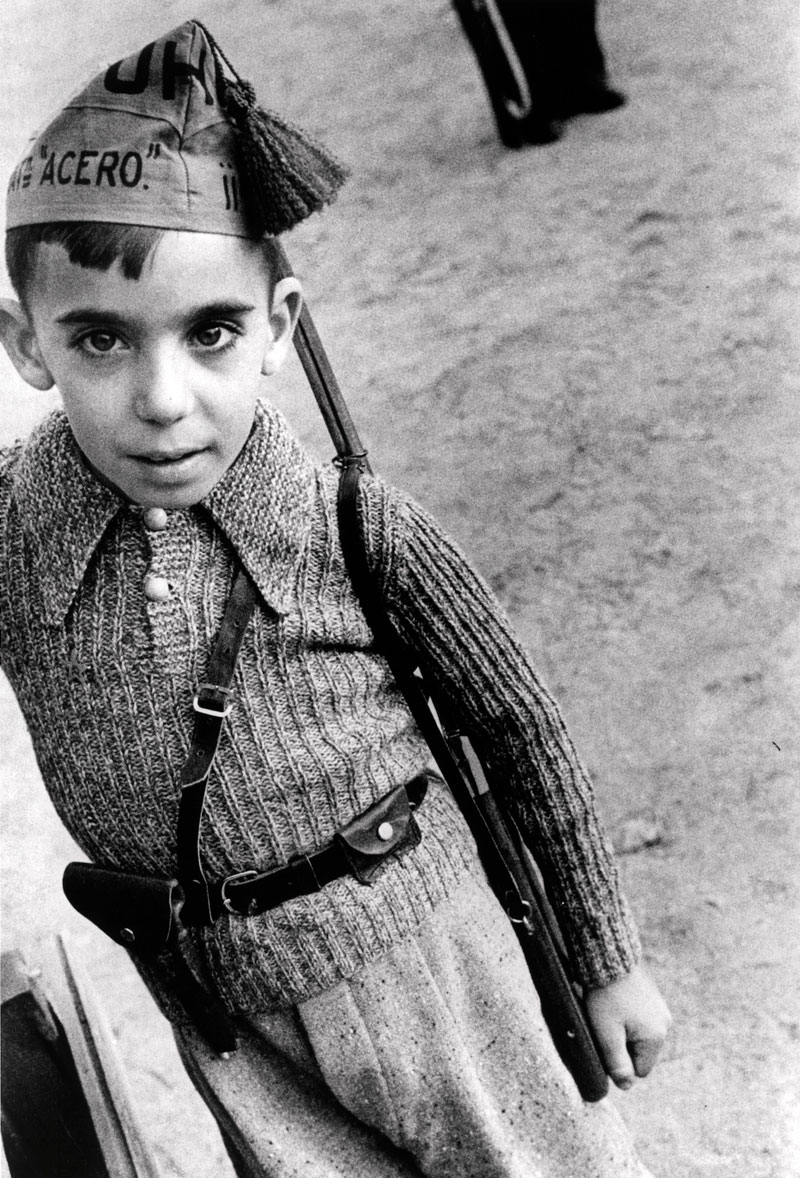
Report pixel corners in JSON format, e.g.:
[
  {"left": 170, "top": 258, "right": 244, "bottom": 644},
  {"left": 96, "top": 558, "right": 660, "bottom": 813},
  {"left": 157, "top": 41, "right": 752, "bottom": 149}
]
[
  {"left": 220, "top": 870, "right": 259, "bottom": 915},
  {"left": 507, "top": 895, "right": 532, "bottom": 925},
  {"left": 193, "top": 683, "right": 237, "bottom": 718},
  {"left": 332, "top": 450, "right": 368, "bottom": 469}
]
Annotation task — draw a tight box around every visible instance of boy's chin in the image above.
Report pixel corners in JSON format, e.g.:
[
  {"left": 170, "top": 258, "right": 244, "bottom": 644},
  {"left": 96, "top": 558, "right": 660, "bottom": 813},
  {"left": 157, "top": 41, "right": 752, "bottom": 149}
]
[
  {"left": 90, "top": 458, "right": 226, "bottom": 510},
  {"left": 127, "top": 473, "right": 221, "bottom": 510},
  {"left": 79, "top": 439, "right": 247, "bottom": 509},
  {"left": 134, "top": 487, "right": 209, "bottom": 509}
]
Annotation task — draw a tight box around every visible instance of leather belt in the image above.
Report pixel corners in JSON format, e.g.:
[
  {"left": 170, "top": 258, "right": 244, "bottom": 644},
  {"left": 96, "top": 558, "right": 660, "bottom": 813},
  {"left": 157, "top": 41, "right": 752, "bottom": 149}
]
[{"left": 213, "top": 773, "right": 429, "bottom": 919}]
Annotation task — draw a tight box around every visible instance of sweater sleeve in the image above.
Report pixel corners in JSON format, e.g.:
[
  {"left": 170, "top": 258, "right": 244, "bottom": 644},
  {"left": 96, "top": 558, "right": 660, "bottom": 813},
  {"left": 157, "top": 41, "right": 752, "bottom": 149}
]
[{"left": 359, "top": 476, "right": 641, "bottom": 989}]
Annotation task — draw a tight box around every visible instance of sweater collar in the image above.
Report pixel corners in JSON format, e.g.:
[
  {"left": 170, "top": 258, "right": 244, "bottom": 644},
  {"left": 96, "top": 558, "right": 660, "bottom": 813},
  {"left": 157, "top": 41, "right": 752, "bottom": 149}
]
[
  {"left": 204, "top": 402, "right": 316, "bottom": 616},
  {"left": 14, "top": 402, "right": 317, "bottom": 624}
]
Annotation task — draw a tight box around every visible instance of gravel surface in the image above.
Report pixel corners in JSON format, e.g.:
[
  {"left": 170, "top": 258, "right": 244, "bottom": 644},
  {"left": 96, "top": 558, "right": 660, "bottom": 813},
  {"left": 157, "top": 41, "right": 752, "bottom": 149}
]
[{"left": 2, "top": 2, "right": 798, "bottom": 1175}]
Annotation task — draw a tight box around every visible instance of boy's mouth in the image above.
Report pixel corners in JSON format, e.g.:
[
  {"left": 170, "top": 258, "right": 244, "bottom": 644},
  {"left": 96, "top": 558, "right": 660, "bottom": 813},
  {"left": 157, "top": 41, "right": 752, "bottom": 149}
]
[
  {"left": 130, "top": 448, "right": 210, "bottom": 482},
  {"left": 135, "top": 447, "right": 206, "bottom": 466}
]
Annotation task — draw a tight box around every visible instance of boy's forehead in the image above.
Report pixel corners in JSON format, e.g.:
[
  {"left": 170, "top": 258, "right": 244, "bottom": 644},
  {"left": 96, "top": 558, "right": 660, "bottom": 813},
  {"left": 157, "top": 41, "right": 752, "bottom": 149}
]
[
  {"left": 29, "top": 230, "right": 273, "bottom": 309},
  {"left": 6, "top": 20, "right": 347, "bottom": 240}
]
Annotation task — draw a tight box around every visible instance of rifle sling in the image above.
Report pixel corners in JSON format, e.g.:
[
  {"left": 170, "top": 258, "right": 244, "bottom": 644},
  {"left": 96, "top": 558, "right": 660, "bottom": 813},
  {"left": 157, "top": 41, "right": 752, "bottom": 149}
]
[
  {"left": 177, "top": 564, "right": 259, "bottom": 925},
  {"left": 335, "top": 459, "right": 610, "bottom": 1103},
  {"left": 335, "top": 460, "right": 524, "bottom": 904}
]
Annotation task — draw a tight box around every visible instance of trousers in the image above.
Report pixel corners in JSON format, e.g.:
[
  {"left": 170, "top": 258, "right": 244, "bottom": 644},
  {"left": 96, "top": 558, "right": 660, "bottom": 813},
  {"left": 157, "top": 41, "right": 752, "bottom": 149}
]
[
  {"left": 497, "top": 0, "right": 608, "bottom": 87},
  {"left": 175, "top": 873, "right": 653, "bottom": 1178}
]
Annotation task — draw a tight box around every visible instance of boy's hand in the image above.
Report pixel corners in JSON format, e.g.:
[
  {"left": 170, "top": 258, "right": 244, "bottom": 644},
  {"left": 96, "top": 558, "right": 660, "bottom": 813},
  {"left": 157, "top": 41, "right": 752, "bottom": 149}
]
[{"left": 584, "top": 964, "right": 672, "bottom": 1090}]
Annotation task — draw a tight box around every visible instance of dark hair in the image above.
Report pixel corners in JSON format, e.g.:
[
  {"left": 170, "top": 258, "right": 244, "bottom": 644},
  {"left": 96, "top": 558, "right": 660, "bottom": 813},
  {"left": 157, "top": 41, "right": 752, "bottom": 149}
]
[
  {"left": 5, "top": 221, "right": 281, "bottom": 306},
  {"left": 5, "top": 222, "right": 165, "bottom": 304}
]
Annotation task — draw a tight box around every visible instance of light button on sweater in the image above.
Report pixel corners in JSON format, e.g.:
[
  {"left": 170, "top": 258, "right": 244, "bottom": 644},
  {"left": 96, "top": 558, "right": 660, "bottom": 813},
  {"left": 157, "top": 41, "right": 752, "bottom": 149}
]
[
  {"left": 144, "top": 574, "right": 171, "bottom": 602},
  {"left": 143, "top": 507, "right": 168, "bottom": 531}
]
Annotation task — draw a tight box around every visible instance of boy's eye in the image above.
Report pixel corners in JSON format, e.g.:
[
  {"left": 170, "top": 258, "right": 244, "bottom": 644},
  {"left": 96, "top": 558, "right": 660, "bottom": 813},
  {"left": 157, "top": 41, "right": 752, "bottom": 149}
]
[
  {"left": 78, "top": 330, "right": 121, "bottom": 354},
  {"left": 195, "top": 325, "right": 223, "bottom": 347},
  {"left": 192, "top": 323, "right": 239, "bottom": 350}
]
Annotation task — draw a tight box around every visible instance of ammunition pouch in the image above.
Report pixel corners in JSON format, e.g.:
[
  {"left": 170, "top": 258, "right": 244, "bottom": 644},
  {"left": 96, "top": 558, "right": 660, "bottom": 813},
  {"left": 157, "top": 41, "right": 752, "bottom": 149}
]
[{"left": 335, "top": 782, "right": 421, "bottom": 885}]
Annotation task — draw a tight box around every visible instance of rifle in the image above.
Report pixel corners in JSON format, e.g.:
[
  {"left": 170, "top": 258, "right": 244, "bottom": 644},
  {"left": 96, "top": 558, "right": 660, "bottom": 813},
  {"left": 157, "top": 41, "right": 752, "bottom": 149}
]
[{"left": 276, "top": 243, "right": 609, "bottom": 1103}]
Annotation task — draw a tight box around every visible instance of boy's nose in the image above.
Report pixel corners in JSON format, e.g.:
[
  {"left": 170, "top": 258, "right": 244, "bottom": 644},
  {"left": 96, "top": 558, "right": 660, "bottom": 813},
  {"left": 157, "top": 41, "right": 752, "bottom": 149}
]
[{"left": 134, "top": 353, "right": 193, "bottom": 424}]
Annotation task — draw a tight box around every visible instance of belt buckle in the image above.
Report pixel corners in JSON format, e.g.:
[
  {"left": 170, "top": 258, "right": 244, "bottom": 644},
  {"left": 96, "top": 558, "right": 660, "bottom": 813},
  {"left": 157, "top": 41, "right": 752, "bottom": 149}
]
[
  {"left": 193, "top": 682, "right": 237, "bottom": 718},
  {"left": 220, "top": 869, "right": 258, "bottom": 915}
]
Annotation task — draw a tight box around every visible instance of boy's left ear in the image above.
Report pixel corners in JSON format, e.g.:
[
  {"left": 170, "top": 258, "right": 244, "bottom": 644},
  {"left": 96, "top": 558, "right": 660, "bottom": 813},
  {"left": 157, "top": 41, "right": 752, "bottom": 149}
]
[{"left": 261, "top": 277, "right": 303, "bottom": 376}]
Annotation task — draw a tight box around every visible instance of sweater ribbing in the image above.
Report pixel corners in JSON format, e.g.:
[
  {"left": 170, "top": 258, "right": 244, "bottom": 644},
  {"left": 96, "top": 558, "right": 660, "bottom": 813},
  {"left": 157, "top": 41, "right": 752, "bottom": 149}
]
[{"left": 1, "top": 402, "right": 639, "bottom": 1019}]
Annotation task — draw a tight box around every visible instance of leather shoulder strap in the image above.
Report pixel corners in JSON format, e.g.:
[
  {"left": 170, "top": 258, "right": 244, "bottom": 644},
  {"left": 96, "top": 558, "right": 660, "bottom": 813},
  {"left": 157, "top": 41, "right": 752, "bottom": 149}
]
[
  {"left": 336, "top": 461, "right": 423, "bottom": 695},
  {"left": 177, "top": 565, "right": 259, "bottom": 924},
  {"left": 336, "top": 462, "right": 499, "bottom": 830}
]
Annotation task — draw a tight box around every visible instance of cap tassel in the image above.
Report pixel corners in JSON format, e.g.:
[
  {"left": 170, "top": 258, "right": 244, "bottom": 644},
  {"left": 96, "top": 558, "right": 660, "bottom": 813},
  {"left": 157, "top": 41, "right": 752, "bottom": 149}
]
[
  {"left": 197, "top": 23, "right": 349, "bottom": 236},
  {"left": 224, "top": 80, "right": 349, "bottom": 236}
]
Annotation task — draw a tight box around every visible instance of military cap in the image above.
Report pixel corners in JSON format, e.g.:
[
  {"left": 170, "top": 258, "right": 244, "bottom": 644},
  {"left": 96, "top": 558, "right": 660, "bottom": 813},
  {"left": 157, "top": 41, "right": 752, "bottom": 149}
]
[{"left": 6, "top": 20, "right": 347, "bottom": 238}]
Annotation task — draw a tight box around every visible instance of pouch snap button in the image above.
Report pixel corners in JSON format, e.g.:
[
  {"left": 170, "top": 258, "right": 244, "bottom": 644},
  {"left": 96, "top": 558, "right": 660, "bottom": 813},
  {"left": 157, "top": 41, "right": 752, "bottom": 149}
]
[{"left": 377, "top": 822, "right": 394, "bottom": 842}]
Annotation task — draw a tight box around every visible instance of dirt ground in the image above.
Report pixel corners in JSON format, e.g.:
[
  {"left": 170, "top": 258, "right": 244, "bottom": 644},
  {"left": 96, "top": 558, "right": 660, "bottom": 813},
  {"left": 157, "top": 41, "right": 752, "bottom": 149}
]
[{"left": 1, "top": 1, "right": 798, "bottom": 1175}]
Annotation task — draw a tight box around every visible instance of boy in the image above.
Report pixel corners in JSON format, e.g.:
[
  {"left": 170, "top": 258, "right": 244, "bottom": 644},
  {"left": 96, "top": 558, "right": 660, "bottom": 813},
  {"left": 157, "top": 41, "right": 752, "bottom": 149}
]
[{"left": 0, "top": 21, "right": 670, "bottom": 1178}]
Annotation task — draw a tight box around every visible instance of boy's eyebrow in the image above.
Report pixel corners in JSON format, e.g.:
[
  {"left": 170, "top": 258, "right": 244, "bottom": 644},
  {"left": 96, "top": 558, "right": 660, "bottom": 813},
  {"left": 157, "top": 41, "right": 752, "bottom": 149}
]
[
  {"left": 54, "top": 300, "right": 258, "bottom": 327},
  {"left": 55, "top": 309, "right": 131, "bottom": 328}
]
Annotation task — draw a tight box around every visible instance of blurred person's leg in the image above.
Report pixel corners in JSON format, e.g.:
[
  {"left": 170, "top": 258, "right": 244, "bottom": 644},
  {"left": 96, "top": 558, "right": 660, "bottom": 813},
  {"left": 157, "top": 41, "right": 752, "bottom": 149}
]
[
  {"left": 454, "top": 0, "right": 625, "bottom": 147},
  {"left": 452, "top": 0, "right": 562, "bottom": 146},
  {"left": 531, "top": 0, "right": 627, "bottom": 116}
]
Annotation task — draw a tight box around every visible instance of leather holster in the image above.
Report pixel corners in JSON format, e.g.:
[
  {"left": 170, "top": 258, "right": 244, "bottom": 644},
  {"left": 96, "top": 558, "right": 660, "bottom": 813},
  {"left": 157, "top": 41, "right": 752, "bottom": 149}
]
[{"left": 62, "top": 863, "right": 183, "bottom": 958}]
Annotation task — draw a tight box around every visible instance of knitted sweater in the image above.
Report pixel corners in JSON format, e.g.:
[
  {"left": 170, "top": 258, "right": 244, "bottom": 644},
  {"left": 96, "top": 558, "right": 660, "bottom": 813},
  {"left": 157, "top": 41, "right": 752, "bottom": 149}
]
[{"left": 0, "top": 401, "right": 640, "bottom": 1017}]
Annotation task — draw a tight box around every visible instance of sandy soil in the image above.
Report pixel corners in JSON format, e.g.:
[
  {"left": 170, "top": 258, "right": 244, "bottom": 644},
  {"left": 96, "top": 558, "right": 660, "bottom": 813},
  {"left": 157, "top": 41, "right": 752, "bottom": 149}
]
[{"left": 1, "top": 1, "right": 798, "bottom": 1175}]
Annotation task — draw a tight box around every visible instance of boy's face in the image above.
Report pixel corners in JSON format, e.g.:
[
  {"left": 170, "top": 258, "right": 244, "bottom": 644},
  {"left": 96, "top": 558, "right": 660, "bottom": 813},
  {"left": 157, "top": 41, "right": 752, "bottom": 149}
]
[{"left": 11, "top": 231, "right": 299, "bottom": 508}]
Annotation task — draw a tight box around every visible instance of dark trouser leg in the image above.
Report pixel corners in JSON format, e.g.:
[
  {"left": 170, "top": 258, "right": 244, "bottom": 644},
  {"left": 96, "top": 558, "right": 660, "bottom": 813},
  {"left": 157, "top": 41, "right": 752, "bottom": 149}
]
[
  {"left": 473, "top": 0, "right": 625, "bottom": 125},
  {"left": 543, "top": 0, "right": 608, "bottom": 88},
  {"left": 543, "top": 0, "right": 625, "bottom": 116},
  {"left": 451, "top": 0, "right": 562, "bottom": 147}
]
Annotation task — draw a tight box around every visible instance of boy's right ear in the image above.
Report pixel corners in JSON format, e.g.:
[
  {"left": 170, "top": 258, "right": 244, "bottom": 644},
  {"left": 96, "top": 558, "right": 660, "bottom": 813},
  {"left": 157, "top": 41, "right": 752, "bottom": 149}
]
[{"left": 0, "top": 300, "right": 55, "bottom": 390}]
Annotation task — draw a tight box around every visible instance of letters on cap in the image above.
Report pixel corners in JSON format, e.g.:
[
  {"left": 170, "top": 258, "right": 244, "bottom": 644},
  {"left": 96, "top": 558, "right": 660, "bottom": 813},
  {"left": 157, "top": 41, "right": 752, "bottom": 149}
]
[{"left": 6, "top": 20, "right": 348, "bottom": 238}]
